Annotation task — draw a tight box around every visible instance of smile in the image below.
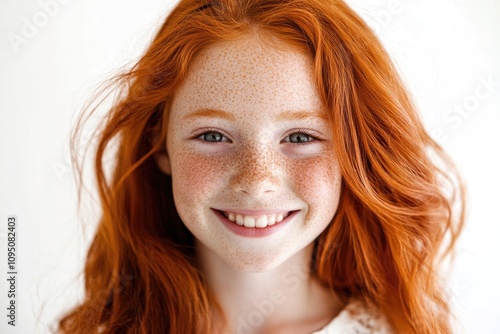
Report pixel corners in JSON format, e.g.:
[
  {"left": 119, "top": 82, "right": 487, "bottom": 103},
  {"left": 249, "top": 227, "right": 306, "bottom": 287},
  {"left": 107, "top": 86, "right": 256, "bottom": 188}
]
[
  {"left": 213, "top": 209, "right": 300, "bottom": 238},
  {"left": 220, "top": 210, "right": 292, "bottom": 228}
]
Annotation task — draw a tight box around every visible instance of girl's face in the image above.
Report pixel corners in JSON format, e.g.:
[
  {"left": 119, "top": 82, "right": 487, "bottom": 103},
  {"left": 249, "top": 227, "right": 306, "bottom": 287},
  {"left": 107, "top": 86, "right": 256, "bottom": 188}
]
[{"left": 158, "top": 35, "right": 342, "bottom": 271}]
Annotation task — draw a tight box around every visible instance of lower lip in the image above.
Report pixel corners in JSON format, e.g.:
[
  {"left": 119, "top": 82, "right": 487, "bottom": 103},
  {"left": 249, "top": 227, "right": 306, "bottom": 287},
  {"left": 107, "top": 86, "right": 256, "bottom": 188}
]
[{"left": 213, "top": 209, "right": 299, "bottom": 238}]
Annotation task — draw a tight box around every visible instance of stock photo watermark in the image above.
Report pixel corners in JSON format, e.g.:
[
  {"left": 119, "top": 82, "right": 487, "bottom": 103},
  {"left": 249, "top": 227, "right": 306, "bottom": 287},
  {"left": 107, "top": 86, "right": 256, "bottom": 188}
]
[
  {"left": 7, "top": 0, "right": 72, "bottom": 53},
  {"left": 432, "top": 75, "right": 499, "bottom": 144},
  {"left": 363, "top": 0, "right": 403, "bottom": 35},
  {"left": 5, "top": 216, "right": 18, "bottom": 327},
  {"left": 236, "top": 263, "right": 309, "bottom": 334},
  {"left": 79, "top": 270, "right": 135, "bottom": 320},
  {"left": 237, "top": 242, "right": 339, "bottom": 334}
]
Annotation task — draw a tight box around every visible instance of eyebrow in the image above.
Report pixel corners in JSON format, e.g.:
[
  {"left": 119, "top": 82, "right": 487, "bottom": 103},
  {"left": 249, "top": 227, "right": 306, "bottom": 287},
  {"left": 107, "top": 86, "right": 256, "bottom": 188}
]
[
  {"left": 275, "top": 110, "right": 328, "bottom": 122},
  {"left": 182, "top": 108, "right": 236, "bottom": 121}
]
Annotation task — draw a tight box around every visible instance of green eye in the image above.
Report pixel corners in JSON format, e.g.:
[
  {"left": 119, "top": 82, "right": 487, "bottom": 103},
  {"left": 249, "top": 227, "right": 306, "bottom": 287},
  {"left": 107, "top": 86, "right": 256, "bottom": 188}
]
[
  {"left": 201, "top": 131, "right": 225, "bottom": 142},
  {"left": 288, "top": 132, "right": 312, "bottom": 143}
]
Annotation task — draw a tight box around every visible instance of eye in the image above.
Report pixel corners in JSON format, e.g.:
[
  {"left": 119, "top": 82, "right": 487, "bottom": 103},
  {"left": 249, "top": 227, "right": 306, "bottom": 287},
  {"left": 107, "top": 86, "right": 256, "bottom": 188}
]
[
  {"left": 284, "top": 131, "right": 315, "bottom": 144},
  {"left": 199, "top": 131, "right": 229, "bottom": 143}
]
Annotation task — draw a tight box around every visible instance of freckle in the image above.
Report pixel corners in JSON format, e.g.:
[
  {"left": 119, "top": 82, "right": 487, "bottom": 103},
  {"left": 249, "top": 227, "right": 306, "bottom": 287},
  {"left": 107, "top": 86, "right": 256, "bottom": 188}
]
[{"left": 167, "top": 34, "right": 343, "bottom": 271}]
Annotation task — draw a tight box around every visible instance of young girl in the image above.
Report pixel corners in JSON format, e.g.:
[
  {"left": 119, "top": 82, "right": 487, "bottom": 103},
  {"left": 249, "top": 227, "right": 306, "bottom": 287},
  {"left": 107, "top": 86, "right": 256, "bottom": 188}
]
[{"left": 58, "top": 0, "right": 465, "bottom": 333}]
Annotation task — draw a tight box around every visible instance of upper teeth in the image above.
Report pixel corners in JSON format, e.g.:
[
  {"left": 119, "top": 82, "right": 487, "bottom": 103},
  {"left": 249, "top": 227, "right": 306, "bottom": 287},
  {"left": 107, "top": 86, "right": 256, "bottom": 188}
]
[{"left": 224, "top": 211, "right": 291, "bottom": 228}]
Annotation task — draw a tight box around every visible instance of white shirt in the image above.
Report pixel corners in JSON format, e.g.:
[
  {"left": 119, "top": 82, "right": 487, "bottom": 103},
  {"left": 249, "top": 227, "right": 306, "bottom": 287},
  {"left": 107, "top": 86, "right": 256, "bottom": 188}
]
[{"left": 312, "top": 298, "right": 395, "bottom": 334}]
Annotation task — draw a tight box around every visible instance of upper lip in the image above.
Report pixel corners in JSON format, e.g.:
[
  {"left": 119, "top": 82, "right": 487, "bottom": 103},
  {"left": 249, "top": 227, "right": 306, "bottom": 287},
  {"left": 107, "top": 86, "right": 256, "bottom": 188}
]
[{"left": 213, "top": 208, "right": 298, "bottom": 216}]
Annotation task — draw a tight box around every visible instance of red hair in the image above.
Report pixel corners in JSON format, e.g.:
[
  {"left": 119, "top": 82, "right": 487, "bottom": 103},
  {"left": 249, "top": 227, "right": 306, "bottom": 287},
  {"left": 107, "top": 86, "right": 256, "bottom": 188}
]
[{"left": 58, "top": 0, "right": 465, "bottom": 333}]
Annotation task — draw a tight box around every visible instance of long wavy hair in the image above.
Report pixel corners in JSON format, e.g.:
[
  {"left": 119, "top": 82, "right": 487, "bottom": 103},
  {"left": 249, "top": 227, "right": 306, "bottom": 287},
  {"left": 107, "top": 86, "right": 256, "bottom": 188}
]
[{"left": 58, "top": 0, "right": 465, "bottom": 333}]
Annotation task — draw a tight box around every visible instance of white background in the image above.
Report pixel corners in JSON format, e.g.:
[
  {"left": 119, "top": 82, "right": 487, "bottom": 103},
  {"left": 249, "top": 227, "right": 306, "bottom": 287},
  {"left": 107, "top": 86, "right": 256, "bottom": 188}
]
[{"left": 0, "top": 0, "right": 499, "bottom": 333}]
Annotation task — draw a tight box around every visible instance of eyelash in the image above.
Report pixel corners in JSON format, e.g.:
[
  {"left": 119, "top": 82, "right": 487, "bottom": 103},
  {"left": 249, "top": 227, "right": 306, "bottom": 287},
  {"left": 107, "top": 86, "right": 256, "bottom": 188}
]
[
  {"left": 192, "top": 128, "right": 232, "bottom": 143},
  {"left": 192, "top": 128, "right": 320, "bottom": 144},
  {"left": 282, "top": 129, "right": 319, "bottom": 144}
]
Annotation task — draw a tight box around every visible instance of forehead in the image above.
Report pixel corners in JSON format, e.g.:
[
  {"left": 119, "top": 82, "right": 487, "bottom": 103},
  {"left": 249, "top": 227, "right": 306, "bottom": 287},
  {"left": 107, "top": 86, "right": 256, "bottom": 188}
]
[{"left": 170, "top": 34, "right": 324, "bottom": 119}]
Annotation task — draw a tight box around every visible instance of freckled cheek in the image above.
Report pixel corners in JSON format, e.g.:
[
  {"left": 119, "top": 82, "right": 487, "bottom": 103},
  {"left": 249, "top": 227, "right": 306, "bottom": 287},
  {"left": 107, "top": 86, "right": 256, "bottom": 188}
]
[
  {"left": 170, "top": 151, "right": 230, "bottom": 206},
  {"left": 289, "top": 154, "right": 342, "bottom": 222}
]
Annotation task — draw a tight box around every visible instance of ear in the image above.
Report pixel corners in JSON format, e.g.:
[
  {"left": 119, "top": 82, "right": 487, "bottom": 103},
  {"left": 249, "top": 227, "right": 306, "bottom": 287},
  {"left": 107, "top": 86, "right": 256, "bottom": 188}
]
[
  {"left": 155, "top": 149, "right": 171, "bottom": 175},
  {"left": 152, "top": 128, "right": 171, "bottom": 175}
]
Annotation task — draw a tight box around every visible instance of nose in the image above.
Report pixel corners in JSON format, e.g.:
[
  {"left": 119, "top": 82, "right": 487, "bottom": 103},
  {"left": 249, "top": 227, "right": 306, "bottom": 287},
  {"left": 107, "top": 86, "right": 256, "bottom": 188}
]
[{"left": 229, "top": 146, "right": 281, "bottom": 197}]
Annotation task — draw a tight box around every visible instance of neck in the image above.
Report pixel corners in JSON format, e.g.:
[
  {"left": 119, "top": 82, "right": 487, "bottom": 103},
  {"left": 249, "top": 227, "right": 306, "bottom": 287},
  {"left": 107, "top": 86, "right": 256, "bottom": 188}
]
[{"left": 196, "top": 240, "right": 344, "bottom": 334}]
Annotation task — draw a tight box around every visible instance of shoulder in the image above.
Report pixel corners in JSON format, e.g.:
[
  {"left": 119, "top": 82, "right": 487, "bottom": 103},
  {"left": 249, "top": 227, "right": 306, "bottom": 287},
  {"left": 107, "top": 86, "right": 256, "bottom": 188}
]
[{"left": 312, "top": 298, "right": 396, "bottom": 334}]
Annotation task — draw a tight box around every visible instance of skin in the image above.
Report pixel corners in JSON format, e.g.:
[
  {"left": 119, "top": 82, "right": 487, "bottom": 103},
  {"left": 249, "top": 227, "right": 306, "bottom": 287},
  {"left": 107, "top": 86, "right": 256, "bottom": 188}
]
[{"left": 156, "top": 33, "right": 344, "bottom": 333}]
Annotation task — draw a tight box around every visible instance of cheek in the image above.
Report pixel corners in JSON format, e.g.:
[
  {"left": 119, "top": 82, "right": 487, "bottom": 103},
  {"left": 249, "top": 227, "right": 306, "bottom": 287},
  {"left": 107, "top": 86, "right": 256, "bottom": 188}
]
[
  {"left": 290, "top": 153, "right": 342, "bottom": 221},
  {"left": 170, "top": 149, "right": 227, "bottom": 208}
]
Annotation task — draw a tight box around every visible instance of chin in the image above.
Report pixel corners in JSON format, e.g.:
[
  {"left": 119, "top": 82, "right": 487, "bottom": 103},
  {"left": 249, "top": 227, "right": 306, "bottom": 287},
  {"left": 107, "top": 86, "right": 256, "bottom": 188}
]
[{"left": 221, "top": 252, "right": 289, "bottom": 273}]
